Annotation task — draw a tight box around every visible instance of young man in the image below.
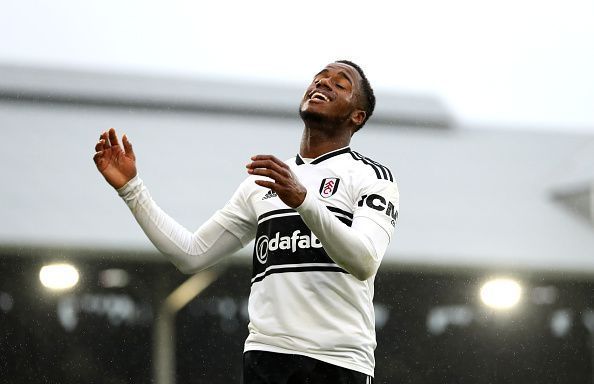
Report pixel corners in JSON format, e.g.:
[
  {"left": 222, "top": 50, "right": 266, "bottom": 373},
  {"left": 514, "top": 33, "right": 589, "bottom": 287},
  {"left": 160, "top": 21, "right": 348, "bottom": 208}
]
[{"left": 93, "top": 60, "right": 399, "bottom": 384}]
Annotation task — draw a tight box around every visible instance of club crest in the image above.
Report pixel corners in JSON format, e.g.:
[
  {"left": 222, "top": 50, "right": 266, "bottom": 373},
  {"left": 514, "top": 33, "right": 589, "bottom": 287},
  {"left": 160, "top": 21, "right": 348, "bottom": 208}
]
[{"left": 319, "top": 178, "right": 340, "bottom": 198}]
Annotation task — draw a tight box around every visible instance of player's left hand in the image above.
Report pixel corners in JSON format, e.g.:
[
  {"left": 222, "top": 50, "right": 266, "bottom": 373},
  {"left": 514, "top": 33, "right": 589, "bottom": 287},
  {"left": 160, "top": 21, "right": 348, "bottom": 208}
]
[{"left": 246, "top": 155, "right": 307, "bottom": 208}]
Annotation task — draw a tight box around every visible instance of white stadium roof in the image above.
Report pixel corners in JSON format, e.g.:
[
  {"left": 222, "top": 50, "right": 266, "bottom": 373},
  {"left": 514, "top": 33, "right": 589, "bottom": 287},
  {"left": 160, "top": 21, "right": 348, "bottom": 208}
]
[{"left": 1, "top": 65, "right": 593, "bottom": 275}]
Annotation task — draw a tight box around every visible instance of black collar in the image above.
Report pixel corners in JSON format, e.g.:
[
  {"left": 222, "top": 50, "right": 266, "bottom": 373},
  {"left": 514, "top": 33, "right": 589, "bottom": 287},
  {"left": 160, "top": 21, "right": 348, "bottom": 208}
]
[{"left": 295, "top": 147, "right": 351, "bottom": 165}]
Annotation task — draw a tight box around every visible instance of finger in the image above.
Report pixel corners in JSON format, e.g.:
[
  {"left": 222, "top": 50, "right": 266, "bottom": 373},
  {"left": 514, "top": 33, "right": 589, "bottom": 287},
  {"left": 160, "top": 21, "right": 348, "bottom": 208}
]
[
  {"left": 250, "top": 155, "right": 289, "bottom": 169},
  {"left": 108, "top": 128, "right": 120, "bottom": 147},
  {"left": 248, "top": 168, "right": 286, "bottom": 182},
  {"left": 250, "top": 154, "right": 283, "bottom": 164},
  {"left": 122, "top": 134, "right": 135, "bottom": 158},
  {"left": 247, "top": 160, "right": 290, "bottom": 176},
  {"left": 247, "top": 159, "right": 280, "bottom": 169},
  {"left": 95, "top": 139, "right": 109, "bottom": 152},
  {"left": 254, "top": 179, "right": 276, "bottom": 190},
  {"left": 93, "top": 151, "right": 103, "bottom": 163},
  {"left": 100, "top": 131, "right": 110, "bottom": 148}
]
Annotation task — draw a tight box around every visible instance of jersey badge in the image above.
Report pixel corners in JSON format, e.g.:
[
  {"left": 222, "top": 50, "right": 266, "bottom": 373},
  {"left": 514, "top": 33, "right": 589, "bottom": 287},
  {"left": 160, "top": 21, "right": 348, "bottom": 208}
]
[{"left": 319, "top": 178, "right": 340, "bottom": 198}]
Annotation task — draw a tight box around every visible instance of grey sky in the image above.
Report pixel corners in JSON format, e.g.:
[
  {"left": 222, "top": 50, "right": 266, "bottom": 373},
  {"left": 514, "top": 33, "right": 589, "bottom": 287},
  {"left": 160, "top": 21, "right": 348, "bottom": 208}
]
[{"left": 1, "top": 0, "right": 593, "bottom": 131}]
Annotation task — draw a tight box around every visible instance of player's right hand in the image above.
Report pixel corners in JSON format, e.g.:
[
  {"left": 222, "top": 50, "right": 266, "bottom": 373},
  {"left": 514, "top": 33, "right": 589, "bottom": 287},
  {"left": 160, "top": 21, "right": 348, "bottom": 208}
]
[{"left": 93, "top": 128, "right": 137, "bottom": 190}]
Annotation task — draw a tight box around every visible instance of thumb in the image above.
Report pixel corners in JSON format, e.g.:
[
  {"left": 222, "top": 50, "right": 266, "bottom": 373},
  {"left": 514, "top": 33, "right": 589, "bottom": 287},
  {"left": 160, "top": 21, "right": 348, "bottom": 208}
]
[{"left": 122, "top": 134, "right": 135, "bottom": 159}]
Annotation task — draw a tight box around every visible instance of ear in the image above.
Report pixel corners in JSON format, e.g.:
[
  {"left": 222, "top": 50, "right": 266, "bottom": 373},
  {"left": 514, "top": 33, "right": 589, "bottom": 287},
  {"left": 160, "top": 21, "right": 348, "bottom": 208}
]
[{"left": 350, "top": 110, "right": 366, "bottom": 127}]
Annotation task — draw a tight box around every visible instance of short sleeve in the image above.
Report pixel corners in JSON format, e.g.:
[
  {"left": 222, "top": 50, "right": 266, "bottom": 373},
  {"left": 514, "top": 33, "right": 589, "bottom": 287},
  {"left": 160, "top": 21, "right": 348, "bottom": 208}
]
[
  {"left": 211, "top": 178, "right": 258, "bottom": 247},
  {"left": 352, "top": 178, "right": 399, "bottom": 241}
]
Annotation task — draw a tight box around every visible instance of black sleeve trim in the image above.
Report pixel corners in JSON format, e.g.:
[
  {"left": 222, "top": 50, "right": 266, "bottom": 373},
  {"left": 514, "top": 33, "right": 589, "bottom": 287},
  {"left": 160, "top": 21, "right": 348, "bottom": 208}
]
[
  {"left": 326, "top": 206, "right": 354, "bottom": 219},
  {"left": 350, "top": 151, "right": 394, "bottom": 181}
]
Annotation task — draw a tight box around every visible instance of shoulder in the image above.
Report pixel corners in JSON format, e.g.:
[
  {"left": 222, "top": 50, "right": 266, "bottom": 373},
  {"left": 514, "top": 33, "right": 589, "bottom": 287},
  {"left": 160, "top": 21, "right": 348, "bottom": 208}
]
[
  {"left": 347, "top": 150, "right": 395, "bottom": 183},
  {"left": 285, "top": 156, "right": 298, "bottom": 165},
  {"left": 231, "top": 174, "right": 266, "bottom": 200}
]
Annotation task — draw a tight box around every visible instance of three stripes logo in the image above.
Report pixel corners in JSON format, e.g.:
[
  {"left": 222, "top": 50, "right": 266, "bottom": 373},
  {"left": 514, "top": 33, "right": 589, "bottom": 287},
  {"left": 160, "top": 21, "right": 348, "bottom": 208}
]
[
  {"left": 350, "top": 151, "right": 393, "bottom": 182},
  {"left": 262, "top": 190, "right": 278, "bottom": 200},
  {"left": 319, "top": 178, "right": 340, "bottom": 198}
]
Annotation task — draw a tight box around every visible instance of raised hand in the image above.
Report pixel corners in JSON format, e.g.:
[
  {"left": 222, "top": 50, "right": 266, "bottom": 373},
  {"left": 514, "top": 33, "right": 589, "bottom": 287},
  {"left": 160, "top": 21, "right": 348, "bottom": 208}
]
[
  {"left": 246, "top": 155, "right": 307, "bottom": 208},
  {"left": 93, "top": 128, "right": 137, "bottom": 189}
]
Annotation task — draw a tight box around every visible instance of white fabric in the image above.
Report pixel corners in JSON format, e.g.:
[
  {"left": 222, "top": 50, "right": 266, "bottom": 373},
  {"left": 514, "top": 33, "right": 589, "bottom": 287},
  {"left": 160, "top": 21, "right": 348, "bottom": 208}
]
[
  {"left": 117, "top": 175, "right": 243, "bottom": 274},
  {"left": 117, "top": 146, "right": 399, "bottom": 377},
  {"left": 295, "top": 189, "right": 389, "bottom": 280},
  {"left": 213, "top": 147, "right": 399, "bottom": 376},
  {"left": 117, "top": 173, "right": 390, "bottom": 279}
]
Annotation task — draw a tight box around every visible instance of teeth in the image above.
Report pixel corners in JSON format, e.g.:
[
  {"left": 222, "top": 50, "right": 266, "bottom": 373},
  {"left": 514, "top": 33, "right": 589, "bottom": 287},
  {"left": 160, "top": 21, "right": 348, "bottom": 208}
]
[{"left": 311, "top": 92, "right": 329, "bottom": 101}]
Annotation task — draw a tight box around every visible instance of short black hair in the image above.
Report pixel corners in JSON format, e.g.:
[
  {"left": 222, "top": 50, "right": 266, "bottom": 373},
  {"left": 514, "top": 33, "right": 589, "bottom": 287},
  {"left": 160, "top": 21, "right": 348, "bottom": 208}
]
[{"left": 336, "top": 60, "right": 376, "bottom": 131}]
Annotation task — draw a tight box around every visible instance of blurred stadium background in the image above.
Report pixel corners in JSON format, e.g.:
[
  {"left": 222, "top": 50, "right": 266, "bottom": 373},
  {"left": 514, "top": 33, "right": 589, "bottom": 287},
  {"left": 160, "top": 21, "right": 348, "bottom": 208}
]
[{"left": 1, "top": 1, "right": 594, "bottom": 383}]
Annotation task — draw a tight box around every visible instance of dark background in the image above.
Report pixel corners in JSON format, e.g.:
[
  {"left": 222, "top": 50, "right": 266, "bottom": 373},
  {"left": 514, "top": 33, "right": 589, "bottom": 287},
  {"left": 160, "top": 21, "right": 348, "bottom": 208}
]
[{"left": 2, "top": 254, "right": 593, "bottom": 384}]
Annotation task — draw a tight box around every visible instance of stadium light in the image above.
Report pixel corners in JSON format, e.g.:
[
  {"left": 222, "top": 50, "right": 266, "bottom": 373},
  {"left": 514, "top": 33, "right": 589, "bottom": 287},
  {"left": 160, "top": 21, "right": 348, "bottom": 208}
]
[
  {"left": 39, "top": 263, "right": 79, "bottom": 290},
  {"left": 99, "top": 268, "right": 130, "bottom": 288},
  {"left": 480, "top": 278, "right": 522, "bottom": 310}
]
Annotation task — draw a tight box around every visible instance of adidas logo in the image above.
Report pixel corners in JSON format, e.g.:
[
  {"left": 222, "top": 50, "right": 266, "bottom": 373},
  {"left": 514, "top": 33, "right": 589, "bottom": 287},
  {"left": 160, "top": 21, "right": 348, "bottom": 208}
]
[{"left": 262, "top": 190, "right": 278, "bottom": 200}]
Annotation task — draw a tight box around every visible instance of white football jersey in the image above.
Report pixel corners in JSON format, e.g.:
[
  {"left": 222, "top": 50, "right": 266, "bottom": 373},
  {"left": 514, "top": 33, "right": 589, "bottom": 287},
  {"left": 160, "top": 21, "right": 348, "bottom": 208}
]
[{"left": 212, "top": 146, "right": 399, "bottom": 376}]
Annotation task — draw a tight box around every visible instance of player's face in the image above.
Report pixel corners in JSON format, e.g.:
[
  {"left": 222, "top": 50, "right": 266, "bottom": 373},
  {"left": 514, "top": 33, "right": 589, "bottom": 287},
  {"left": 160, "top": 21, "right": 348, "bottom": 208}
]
[{"left": 299, "top": 63, "right": 365, "bottom": 128}]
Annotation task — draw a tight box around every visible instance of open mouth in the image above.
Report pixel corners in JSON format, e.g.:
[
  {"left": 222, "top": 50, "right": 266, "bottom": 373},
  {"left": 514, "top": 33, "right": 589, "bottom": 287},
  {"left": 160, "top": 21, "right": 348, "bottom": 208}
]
[{"left": 309, "top": 91, "right": 330, "bottom": 102}]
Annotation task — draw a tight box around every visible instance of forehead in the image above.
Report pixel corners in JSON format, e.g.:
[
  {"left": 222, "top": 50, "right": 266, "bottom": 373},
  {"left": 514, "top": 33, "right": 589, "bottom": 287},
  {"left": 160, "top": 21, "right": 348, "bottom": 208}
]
[{"left": 316, "top": 63, "right": 362, "bottom": 84}]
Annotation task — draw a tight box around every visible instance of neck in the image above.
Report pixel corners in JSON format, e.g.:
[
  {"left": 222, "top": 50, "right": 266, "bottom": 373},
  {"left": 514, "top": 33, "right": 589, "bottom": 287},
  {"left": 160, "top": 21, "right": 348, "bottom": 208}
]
[{"left": 299, "top": 123, "right": 352, "bottom": 159}]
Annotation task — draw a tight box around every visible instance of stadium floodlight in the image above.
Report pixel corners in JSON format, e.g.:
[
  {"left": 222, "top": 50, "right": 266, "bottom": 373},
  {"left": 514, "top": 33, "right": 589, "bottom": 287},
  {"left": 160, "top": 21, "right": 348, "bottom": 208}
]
[
  {"left": 39, "top": 263, "right": 79, "bottom": 290},
  {"left": 480, "top": 278, "right": 522, "bottom": 310},
  {"left": 99, "top": 268, "right": 130, "bottom": 288}
]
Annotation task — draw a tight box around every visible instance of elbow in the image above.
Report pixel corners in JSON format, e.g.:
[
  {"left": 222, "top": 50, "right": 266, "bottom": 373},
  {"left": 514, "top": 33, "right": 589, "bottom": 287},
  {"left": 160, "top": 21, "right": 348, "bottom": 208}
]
[
  {"left": 177, "top": 264, "right": 198, "bottom": 275},
  {"left": 175, "top": 260, "right": 209, "bottom": 275},
  {"left": 155, "top": 242, "right": 209, "bottom": 275},
  {"left": 351, "top": 248, "right": 382, "bottom": 281},
  {"left": 350, "top": 262, "right": 379, "bottom": 281},
  {"left": 352, "top": 271, "right": 370, "bottom": 281},
  {"left": 330, "top": 245, "right": 381, "bottom": 281},
  {"left": 160, "top": 253, "right": 200, "bottom": 275}
]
